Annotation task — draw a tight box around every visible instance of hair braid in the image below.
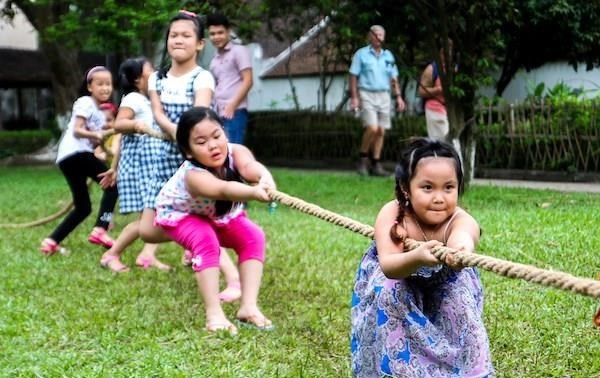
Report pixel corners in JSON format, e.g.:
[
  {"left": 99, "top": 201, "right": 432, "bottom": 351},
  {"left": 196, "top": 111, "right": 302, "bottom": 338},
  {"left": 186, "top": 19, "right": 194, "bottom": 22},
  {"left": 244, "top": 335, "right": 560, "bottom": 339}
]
[{"left": 389, "top": 180, "right": 409, "bottom": 244}]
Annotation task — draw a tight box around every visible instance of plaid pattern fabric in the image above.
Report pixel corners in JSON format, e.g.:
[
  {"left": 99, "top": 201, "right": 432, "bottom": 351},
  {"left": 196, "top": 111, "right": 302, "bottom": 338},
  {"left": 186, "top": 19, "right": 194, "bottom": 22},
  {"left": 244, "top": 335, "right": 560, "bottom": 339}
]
[
  {"left": 143, "top": 68, "right": 202, "bottom": 209},
  {"left": 117, "top": 133, "right": 143, "bottom": 213}
]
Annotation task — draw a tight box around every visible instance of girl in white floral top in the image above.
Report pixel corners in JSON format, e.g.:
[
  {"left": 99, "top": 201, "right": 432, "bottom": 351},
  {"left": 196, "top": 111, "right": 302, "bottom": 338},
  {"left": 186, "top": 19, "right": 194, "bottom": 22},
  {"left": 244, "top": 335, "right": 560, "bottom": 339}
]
[{"left": 152, "top": 106, "right": 275, "bottom": 334}]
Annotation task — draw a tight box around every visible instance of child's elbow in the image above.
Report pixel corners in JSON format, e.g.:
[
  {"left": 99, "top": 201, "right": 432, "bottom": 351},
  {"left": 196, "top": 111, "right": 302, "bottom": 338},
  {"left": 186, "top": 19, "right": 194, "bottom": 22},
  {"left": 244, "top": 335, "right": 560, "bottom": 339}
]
[{"left": 379, "top": 258, "right": 409, "bottom": 280}]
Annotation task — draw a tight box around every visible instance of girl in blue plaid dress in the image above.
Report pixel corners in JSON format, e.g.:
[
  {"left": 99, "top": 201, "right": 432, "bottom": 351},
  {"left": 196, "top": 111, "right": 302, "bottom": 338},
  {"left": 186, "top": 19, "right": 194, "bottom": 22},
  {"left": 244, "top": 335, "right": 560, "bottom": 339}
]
[
  {"left": 100, "top": 57, "right": 171, "bottom": 272},
  {"left": 137, "top": 11, "right": 242, "bottom": 300}
]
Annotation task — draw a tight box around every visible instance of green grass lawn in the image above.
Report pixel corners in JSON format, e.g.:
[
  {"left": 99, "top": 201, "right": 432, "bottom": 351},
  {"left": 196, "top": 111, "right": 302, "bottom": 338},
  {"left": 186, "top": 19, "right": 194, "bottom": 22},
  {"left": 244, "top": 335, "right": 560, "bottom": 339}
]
[{"left": 0, "top": 166, "right": 598, "bottom": 377}]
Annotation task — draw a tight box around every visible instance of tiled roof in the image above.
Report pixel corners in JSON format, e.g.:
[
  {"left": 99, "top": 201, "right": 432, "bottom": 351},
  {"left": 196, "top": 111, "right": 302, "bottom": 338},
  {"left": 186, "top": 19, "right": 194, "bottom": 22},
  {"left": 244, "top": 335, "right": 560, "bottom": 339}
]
[
  {"left": 261, "top": 36, "right": 348, "bottom": 78},
  {"left": 259, "top": 20, "right": 349, "bottom": 78}
]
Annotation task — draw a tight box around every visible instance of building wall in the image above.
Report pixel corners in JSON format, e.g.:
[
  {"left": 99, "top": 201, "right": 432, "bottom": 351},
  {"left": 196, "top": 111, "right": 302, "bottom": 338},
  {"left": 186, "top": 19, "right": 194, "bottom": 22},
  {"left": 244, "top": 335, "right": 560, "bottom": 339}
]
[
  {"left": 247, "top": 61, "right": 600, "bottom": 112},
  {"left": 249, "top": 75, "right": 348, "bottom": 111},
  {"left": 0, "top": 2, "right": 37, "bottom": 50},
  {"left": 496, "top": 62, "right": 600, "bottom": 102}
]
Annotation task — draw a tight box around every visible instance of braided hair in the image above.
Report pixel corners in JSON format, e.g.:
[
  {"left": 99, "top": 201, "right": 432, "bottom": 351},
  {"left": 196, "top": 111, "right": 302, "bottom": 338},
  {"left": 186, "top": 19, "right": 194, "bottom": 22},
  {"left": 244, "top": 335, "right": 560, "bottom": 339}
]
[
  {"left": 176, "top": 106, "right": 243, "bottom": 217},
  {"left": 389, "top": 138, "right": 464, "bottom": 244}
]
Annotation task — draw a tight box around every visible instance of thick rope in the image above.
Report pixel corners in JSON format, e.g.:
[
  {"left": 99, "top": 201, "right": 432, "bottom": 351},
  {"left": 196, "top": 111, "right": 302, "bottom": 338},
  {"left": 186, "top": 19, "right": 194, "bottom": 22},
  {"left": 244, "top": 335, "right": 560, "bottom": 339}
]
[
  {"left": 0, "top": 128, "right": 168, "bottom": 229},
  {"left": 0, "top": 202, "right": 73, "bottom": 229},
  {"left": 269, "top": 189, "right": 600, "bottom": 299}
]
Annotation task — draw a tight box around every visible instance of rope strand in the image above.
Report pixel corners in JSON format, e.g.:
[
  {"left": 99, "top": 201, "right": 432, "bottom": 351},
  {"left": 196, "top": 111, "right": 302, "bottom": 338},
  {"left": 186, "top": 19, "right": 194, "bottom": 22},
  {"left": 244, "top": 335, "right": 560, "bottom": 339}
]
[{"left": 269, "top": 189, "right": 600, "bottom": 299}]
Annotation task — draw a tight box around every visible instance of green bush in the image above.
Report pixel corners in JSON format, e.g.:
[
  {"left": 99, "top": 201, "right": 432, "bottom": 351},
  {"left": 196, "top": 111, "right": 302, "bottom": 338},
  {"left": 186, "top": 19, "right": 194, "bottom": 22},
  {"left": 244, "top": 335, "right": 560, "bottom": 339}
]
[
  {"left": 247, "top": 111, "right": 426, "bottom": 163},
  {"left": 0, "top": 130, "right": 54, "bottom": 159}
]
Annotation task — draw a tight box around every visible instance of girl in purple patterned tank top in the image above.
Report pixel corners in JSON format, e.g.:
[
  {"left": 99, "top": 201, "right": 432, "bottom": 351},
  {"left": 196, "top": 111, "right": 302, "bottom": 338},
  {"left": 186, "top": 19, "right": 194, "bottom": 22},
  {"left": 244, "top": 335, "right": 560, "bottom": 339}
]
[{"left": 351, "top": 138, "right": 494, "bottom": 377}]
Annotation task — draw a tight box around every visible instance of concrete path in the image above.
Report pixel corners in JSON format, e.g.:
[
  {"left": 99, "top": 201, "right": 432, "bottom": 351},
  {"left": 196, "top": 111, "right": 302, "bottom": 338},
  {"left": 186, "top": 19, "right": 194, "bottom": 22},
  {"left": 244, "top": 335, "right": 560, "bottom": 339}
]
[{"left": 472, "top": 178, "right": 600, "bottom": 193}]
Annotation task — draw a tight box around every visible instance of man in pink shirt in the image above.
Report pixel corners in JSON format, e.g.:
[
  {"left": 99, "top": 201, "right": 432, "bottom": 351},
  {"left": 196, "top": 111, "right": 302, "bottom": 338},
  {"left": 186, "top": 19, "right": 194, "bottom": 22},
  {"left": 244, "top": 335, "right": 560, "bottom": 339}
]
[{"left": 207, "top": 13, "right": 253, "bottom": 144}]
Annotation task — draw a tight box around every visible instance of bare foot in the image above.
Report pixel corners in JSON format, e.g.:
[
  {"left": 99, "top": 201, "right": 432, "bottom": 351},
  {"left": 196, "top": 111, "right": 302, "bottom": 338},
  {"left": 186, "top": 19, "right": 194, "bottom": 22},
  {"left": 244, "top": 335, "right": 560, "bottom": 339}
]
[
  {"left": 236, "top": 308, "right": 273, "bottom": 330},
  {"left": 219, "top": 281, "right": 241, "bottom": 303},
  {"left": 205, "top": 315, "right": 237, "bottom": 335}
]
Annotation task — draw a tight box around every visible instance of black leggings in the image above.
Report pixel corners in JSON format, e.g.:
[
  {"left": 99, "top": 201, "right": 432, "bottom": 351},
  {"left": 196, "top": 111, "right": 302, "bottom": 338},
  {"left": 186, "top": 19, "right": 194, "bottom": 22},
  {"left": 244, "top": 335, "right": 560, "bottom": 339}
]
[{"left": 49, "top": 152, "right": 118, "bottom": 243}]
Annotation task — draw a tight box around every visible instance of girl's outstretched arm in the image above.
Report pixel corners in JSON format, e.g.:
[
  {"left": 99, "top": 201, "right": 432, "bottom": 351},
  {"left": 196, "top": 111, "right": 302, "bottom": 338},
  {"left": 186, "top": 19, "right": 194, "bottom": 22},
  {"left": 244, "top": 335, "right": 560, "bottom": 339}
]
[
  {"left": 73, "top": 116, "right": 105, "bottom": 144},
  {"left": 185, "top": 169, "right": 270, "bottom": 203},
  {"left": 443, "top": 210, "right": 480, "bottom": 269},
  {"left": 375, "top": 201, "right": 442, "bottom": 279},
  {"left": 149, "top": 90, "right": 177, "bottom": 140},
  {"left": 113, "top": 107, "right": 149, "bottom": 134},
  {"left": 231, "top": 144, "right": 276, "bottom": 189}
]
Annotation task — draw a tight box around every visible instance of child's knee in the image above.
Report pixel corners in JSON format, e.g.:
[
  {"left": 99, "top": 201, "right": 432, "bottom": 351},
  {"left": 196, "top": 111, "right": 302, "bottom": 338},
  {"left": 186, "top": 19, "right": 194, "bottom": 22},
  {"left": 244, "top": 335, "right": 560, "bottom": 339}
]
[
  {"left": 237, "top": 230, "right": 266, "bottom": 264},
  {"left": 189, "top": 239, "right": 221, "bottom": 271},
  {"left": 191, "top": 250, "right": 220, "bottom": 272},
  {"left": 75, "top": 203, "right": 92, "bottom": 220}
]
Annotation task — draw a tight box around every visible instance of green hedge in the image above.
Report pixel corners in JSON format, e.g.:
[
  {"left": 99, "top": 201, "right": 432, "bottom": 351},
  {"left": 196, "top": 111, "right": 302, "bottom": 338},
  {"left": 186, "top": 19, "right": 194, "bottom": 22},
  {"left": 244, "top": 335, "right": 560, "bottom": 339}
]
[
  {"left": 247, "top": 111, "right": 427, "bottom": 163},
  {"left": 0, "top": 130, "right": 54, "bottom": 159}
]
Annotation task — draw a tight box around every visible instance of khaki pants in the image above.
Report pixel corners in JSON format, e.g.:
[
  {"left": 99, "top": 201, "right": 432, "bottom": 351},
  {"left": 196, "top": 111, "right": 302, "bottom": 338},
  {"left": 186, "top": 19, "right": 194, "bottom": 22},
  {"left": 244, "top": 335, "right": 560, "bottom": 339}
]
[{"left": 425, "top": 108, "right": 449, "bottom": 140}]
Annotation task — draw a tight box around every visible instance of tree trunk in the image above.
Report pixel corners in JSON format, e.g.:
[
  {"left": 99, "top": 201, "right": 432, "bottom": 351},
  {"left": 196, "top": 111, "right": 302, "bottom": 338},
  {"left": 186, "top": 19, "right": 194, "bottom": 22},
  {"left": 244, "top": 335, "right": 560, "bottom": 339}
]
[
  {"left": 14, "top": 1, "right": 82, "bottom": 127},
  {"left": 40, "top": 41, "right": 81, "bottom": 118},
  {"left": 447, "top": 96, "right": 477, "bottom": 186}
]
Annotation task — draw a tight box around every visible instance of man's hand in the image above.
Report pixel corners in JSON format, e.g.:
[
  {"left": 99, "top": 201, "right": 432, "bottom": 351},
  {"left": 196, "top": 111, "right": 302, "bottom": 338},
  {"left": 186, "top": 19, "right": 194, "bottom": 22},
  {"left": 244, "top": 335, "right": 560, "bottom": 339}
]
[
  {"left": 221, "top": 103, "right": 236, "bottom": 120},
  {"left": 396, "top": 96, "right": 406, "bottom": 112},
  {"left": 351, "top": 97, "right": 360, "bottom": 111}
]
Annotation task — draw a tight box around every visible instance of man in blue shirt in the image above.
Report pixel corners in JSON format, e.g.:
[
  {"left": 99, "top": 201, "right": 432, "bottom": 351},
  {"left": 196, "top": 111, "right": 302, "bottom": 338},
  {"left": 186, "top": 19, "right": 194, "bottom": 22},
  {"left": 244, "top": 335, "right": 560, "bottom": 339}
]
[{"left": 350, "top": 25, "right": 406, "bottom": 176}]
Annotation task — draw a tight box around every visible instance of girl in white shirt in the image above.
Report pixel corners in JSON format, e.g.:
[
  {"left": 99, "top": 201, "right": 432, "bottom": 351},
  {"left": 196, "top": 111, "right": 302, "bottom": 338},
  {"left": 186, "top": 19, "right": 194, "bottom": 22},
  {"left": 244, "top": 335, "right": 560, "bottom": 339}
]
[{"left": 40, "top": 66, "right": 118, "bottom": 255}]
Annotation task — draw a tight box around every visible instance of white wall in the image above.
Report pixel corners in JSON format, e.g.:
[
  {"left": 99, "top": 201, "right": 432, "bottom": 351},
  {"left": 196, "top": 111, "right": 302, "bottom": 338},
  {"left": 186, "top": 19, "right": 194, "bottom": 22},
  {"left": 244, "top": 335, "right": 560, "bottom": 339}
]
[
  {"left": 498, "top": 62, "right": 600, "bottom": 102},
  {"left": 188, "top": 37, "right": 600, "bottom": 111},
  {"left": 0, "top": 1, "right": 37, "bottom": 50},
  {"left": 249, "top": 75, "right": 348, "bottom": 111}
]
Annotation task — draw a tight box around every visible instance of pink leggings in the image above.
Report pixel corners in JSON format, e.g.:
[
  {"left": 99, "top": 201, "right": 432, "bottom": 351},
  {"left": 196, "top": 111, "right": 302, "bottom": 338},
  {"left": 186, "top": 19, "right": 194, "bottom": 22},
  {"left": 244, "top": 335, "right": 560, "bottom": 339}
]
[{"left": 162, "top": 212, "right": 265, "bottom": 272}]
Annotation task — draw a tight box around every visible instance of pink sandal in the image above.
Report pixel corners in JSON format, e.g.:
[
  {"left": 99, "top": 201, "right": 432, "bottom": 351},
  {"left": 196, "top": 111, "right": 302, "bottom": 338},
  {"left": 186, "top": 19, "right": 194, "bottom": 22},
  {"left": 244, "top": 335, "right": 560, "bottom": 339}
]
[
  {"left": 40, "top": 238, "right": 64, "bottom": 256},
  {"left": 135, "top": 256, "right": 171, "bottom": 271},
  {"left": 88, "top": 228, "right": 114, "bottom": 249},
  {"left": 219, "top": 281, "right": 242, "bottom": 303},
  {"left": 100, "top": 253, "right": 129, "bottom": 273}
]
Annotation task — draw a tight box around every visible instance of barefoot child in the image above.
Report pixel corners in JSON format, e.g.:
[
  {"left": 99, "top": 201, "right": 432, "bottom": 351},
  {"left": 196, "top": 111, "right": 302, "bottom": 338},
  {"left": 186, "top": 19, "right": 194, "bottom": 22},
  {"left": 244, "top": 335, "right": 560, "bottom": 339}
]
[
  {"left": 351, "top": 138, "right": 494, "bottom": 377},
  {"left": 152, "top": 106, "right": 274, "bottom": 334},
  {"left": 40, "top": 66, "right": 118, "bottom": 255}
]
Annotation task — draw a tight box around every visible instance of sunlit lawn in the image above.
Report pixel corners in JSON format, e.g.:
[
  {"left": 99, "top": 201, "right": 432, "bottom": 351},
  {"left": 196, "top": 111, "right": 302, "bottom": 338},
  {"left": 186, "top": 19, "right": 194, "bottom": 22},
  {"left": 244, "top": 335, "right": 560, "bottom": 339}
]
[{"left": 0, "top": 166, "right": 598, "bottom": 377}]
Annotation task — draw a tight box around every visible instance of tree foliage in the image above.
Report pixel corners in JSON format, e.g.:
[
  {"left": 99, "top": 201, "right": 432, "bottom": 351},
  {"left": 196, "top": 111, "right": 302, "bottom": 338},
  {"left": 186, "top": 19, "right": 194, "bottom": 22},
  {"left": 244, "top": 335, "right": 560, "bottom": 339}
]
[
  {"left": 496, "top": 0, "right": 600, "bottom": 95},
  {"left": 2, "top": 0, "right": 209, "bottom": 114}
]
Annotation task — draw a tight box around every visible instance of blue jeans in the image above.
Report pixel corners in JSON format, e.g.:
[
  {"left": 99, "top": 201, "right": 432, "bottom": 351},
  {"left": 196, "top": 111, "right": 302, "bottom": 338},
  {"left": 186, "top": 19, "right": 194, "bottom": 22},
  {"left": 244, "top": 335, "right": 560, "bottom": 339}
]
[{"left": 222, "top": 109, "right": 248, "bottom": 144}]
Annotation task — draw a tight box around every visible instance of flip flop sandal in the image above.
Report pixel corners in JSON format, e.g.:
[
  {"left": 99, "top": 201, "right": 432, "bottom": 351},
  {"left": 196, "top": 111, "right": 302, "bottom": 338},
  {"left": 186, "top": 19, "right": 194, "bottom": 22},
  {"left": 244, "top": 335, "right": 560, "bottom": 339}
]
[
  {"left": 88, "top": 229, "right": 114, "bottom": 249},
  {"left": 40, "top": 238, "right": 67, "bottom": 256},
  {"left": 135, "top": 257, "right": 171, "bottom": 271},
  {"left": 100, "top": 254, "right": 130, "bottom": 273}
]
